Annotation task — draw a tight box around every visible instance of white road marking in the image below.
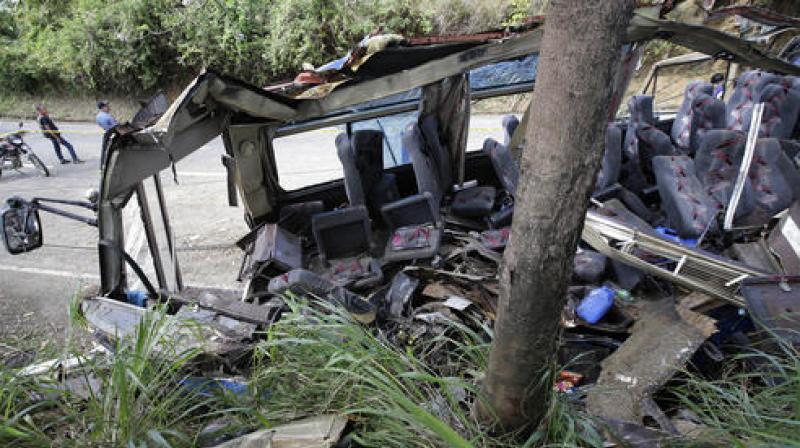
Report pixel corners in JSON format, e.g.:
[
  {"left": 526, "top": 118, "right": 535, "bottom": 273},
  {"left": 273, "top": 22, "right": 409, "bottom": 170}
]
[
  {"left": 176, "top": 171, "right": 226, "bottom": 178},
  {"left": 0, "top": 264, "right": 239, "bottom": 291},
  {"left": 0, "top": 264, "right": 99, "bottom": 280}
]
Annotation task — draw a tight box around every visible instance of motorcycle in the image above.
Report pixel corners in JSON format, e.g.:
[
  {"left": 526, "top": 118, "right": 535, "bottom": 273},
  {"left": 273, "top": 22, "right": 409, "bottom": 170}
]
[{"left": 0, "top": 122, "right": 50, "bottom": 178}]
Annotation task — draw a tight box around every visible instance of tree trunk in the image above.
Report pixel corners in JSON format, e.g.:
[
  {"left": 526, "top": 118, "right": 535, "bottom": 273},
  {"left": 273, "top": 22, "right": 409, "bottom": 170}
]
[{"left": 481, "top": 0, "right": 635, "bottom": 432}]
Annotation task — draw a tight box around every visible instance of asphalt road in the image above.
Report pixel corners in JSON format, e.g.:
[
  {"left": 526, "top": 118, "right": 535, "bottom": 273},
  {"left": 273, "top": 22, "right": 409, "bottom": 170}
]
[{"left": 0, "top": 115, "right": 509, "bottom": 338}]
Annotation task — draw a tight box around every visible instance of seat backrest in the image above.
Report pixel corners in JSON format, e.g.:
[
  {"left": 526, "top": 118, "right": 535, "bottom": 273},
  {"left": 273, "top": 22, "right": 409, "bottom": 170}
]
[
  {"left": 761, "top": 83, "right": 800, "bottom": 139},
  {"left": 783, "top": 75, "right": 800, "bottom": 138},
  {"left": 502, "top": 114, "right": 520, "bottom": 147},
  {"left": 351, "top": 130, "right": 385, "bottom": 189},
  {"left": 596, "top": 124, "right": 622, "bottom": 190},
  {"left": 694, "top": 129, "right": 746, "bottom": 179},
  {"left": 624, "top": 95, "right": 675, "bottom": 184},
  {"left": 419, "top": 114, "right": 452, "bottom": 192},
  {"left": 726, "top": 70, "right": 779, "bottom": 132},
  {"left": 628, "top": 95, "right": 655, "bottom": 126},
  {"left": 757, "top": 84, "right": 790, "bottom": 138},
  {"left": 693, "top": 129, "right": 754, "bottom": 219},
  {"left": 688, "top": 93, "right": 726, "bottom": 156},
  {"left": 336, "top": 132, "right": 366, "bottom": 207},
  {"left": 403, "top": 122, "right": 443, "bottom": 207},
  {"left": 748, "top": 138, "right": 800, "bottom": 222},
  {"left": 652, "top": 155, "right": 717, "bottom": 237},
  {"left": 337, "top": 129, "right": 398, "bottom": 216},
  {"left": 624, "top": 95, "right": 656, "bottom": 158},
  {"left": 483, "top": 138, "right": 518, "bottom": 195},
  {"left": 671, "top": 81, "right": 713, "bottom": 151},
  {"left": 311, "top": 206, "right": 372, "bottom": 263},
  {"left": 781, "top": 76, "right": 800, "bottom": 138}
]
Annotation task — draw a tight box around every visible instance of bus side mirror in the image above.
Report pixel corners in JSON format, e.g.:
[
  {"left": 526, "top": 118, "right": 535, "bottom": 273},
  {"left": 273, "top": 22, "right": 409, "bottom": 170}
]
[{"left": 1, "top": 197, "right": 43, "bottom": 254}]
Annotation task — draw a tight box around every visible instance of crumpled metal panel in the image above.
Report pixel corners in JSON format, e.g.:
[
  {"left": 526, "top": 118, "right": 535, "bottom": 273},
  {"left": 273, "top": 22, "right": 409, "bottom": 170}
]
[
  {"left": 742, "top": 276, "right": 800, "bottom": 346},
  {"left": 214, "top": 414, "right": 348, "bottom": 448}
]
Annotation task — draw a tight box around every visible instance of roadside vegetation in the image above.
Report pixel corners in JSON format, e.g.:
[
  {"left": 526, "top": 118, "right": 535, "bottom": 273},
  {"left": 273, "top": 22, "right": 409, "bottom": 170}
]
[
  {"left": 0, "top": 297, "right": 598, "bottom": 447},
  {"left": 0, "top": 0, "right": 538, "bottom": 120},
  {"left": 0, "top": 0, "right": 531, "bottom": 95},
  {"left": 1, "top": 294, "right": 799, "bottom": 447}
]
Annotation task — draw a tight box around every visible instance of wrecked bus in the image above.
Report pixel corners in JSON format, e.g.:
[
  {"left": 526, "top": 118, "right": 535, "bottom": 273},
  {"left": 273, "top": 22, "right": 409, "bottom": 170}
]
[{"left": 2, "top": 12, "right": 800, "bottom": 360}]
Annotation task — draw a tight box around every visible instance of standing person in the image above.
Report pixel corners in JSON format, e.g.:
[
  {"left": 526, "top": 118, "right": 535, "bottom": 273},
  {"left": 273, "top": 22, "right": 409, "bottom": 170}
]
[
  {"left": 35, "top": 104, "right": 83, "bottom": 164},
  {"left": 710, "top": 73, "right": 725, "bottom": 100},
  {"left": 95, "top": 101, "right": 118, "bottom": 131}
]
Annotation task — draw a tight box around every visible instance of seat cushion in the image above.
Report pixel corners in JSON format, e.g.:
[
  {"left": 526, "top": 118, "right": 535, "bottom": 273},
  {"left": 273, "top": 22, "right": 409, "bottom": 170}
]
[
  {"left": 479, "top": 227, "right": 510, "bottom": 250},
  {"left": 324, "top": 256, "right": 383, "bottom": 289},
  {"left": 383, "top": 222, "right": 442, "bottom": 263},
  {"left": 390, "top": 224, "right": 437, "bottom": 251}
]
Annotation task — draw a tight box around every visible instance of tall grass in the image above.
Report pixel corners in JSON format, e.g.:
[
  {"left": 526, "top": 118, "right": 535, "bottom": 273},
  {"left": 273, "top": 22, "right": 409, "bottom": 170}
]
[
  {"left": 671, "top": 331, "right": 800, "bottom": 447},
  {"left": 9, "top": 294, "right": 759, "bottom": 447},
  {"left": 248, "top": 299, "right": 600, "bottom": 448},
  {"left": 0, "top": 304, "right": 245, "bottom": 447}
]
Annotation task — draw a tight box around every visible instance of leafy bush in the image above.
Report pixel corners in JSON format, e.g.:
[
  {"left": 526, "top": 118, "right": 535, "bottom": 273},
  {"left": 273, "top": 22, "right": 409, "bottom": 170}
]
[
  {"left": 426, "top": 0, "right": 514, "bottom": 35},
  {"left": 170, "top": 0, "right": 433, "bottom": 85},
  {"left": 1, "top": 0, "right": 181, "bottom": 93},
  {"left": 0, "top": 0, "right": 534, "bottom": 95}
]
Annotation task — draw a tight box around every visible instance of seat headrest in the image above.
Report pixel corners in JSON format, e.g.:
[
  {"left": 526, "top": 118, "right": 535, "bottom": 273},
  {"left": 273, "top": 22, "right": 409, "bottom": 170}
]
[
  {"left": 684, "top": 81, "right": 713, "bottom": 100},
  {"left": 350, "top": 130, "right": 384, "bottom": 154},
  {"left": 628, "top": 95, "right": 655, "bottom": 125},
  {"left": 501, "top": 115, "right": 519, "bottom": 147}
]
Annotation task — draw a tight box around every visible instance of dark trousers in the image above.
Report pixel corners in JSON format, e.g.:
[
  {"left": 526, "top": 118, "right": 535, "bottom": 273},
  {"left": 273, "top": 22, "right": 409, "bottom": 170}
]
[{"left": 48, "top": 137, "right": 78, "bottom": 162}]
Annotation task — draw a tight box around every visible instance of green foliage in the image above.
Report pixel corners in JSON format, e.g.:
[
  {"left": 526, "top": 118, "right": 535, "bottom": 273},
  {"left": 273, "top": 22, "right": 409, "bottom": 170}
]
[
  {"left": 641, "top": 39, "right": 691, "bottom": 67},
  {"left": 425, "top": 0, "right": 511, "bottom": 35},
  {"left": 249, "top": 299, "right": 600, "bottom": 448},
  {"left": 671, "top": 334, "right": 800, "bottom": 446},
  {"left": 2, "top": 0, "right": 180, "bottom": 93},
  {"left": 165, "top": 0, "right": 275, "bottom": 83},
  {"left": 169, "top": 0, "right": 432, "bottom": 85},
  {"left": 0, "top": 296, "right": 599, "bottom": 447},
  {"left": 0, "top": 305, "right": 239, "bottom": 447},
  {"left": 263, "top": 0, "right": 428, "bottom": 80},
  {"left": 0, "top": 0, "right": 534, "bottom": 96}
]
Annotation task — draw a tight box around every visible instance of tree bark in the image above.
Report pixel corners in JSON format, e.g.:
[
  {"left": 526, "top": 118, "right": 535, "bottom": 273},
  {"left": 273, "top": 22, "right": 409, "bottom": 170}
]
[{"left": 481, "top": 0, "right": 635, "bottom": 432}]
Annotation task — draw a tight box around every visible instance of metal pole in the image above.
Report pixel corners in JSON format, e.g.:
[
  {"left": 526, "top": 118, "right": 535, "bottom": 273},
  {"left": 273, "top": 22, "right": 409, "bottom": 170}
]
[
  {"left": 652, "top": 72, "right": 658, "bottom": 97},
  {"left": 152, "top": 174, "right": 183, "bottom": 291},
  {"left": 724, "top": 102, "right": 764, "bottom": 230},
  {"left": 135, "top": 183, "right": 168, "bottom": 291},
  {"left": 723, "top": 60, "right": 732, "bottom": 101},
  {"left": 34, "top": 203, "right": 97, "bottom": 227}
]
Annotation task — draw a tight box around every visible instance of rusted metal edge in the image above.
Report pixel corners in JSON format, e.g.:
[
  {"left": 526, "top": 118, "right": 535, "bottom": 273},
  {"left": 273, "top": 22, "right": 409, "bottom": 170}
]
[{"left": 706, "top": 6, "right": 800, "bottom": 29}]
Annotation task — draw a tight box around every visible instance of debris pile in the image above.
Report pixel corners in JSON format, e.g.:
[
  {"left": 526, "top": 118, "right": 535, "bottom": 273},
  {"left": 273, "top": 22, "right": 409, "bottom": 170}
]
[{"left": 71, "top": 67, "right": 800, "bottom": 445}]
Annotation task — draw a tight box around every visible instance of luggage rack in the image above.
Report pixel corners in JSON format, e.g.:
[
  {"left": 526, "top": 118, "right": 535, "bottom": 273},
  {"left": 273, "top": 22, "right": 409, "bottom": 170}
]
[{"left": 582, "top": 211, "right": 767, "bottom": 307}]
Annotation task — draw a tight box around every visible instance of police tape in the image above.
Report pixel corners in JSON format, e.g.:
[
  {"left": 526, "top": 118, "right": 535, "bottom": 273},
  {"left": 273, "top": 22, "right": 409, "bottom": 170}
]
[{"left": 0, "top": 128, "right": 106, "bottom": 139}]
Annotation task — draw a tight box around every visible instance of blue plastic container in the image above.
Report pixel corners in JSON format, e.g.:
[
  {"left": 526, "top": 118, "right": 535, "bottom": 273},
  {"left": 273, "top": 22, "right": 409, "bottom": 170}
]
[
  {"left": 577, "top": 286, "right": 615, "bottom": 324},
  {"left": 125, "top": 290, "right": 148, "bottom": 307},
  {"left": 655, "top": 226, "right": 698, "bottom": 247}
]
